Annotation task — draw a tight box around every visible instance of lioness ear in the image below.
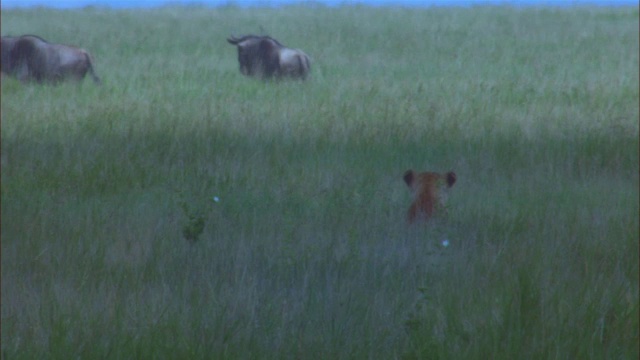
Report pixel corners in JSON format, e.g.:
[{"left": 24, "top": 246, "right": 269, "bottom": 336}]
[
  {"left": 403, "top": 170, "right": 415, "bottom": 187},
  {"left": 446, "top": 172, "right": 457, "bottom": 187}
]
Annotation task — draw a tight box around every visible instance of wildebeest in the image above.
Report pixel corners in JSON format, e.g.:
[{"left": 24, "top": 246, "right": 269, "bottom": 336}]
[
  {"left": 227, "top": 35, "right": 310, "bottom": 80},
  {"left": 1, "top": 34, "right": 101, "bottom": 84}
]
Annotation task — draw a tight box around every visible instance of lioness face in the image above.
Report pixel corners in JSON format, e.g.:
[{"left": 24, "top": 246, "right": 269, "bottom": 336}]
[{"left": 403, "top": 169, "right": 456, "bottom": 223}]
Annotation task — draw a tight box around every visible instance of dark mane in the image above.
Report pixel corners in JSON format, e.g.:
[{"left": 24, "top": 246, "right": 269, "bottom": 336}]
[
  {"left": 261, "top": 35, "right": 284, "bottom": 47},
  {"left": 19, "top": 34, "right": 50, "bottom": 43},
  {"left": 232, "top": 34, "right": 284, "bottom": 47}
]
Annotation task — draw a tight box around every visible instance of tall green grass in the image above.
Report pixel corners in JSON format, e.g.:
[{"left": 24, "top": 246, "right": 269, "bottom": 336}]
[{"left": 2, "top": 5, "right": 638, "bottom": 359}]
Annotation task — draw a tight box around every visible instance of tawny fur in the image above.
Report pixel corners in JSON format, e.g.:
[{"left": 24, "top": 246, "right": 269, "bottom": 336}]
[{"left": 403, "top": 169, "right": 456, "bottom": 223}]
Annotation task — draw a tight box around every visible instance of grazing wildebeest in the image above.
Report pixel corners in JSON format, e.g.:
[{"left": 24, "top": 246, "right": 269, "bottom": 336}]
[
  {"left": 1, "top": 35, "right": 101, "bottom": 84},
  {"left": 227, "top": 35, "right": 310, "bottom": 80}
]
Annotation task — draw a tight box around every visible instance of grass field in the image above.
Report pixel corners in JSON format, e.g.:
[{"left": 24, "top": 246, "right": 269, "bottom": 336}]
[{"left": 1, "top": 4, "right": 638, "bottom": 359}]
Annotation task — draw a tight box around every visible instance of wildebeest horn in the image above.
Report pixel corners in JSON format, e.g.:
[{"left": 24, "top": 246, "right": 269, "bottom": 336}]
[{"left": 227, "top": 35, "right": 240, "bottom": 44}]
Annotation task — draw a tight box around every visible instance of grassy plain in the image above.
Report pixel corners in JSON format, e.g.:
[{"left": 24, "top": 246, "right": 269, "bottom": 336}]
[{"left": 1, "top": 4, "right": 639, "bottom": 359}]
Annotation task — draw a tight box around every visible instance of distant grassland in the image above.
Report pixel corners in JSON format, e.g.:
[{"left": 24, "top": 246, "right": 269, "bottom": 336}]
[{"left": 1, "top": 5, "right": 638, "bottom": 359}]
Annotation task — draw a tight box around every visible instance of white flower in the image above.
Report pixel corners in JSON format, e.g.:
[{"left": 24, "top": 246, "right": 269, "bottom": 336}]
[{"left": 442, "top": 239, "right": 450, "bottom": 247}]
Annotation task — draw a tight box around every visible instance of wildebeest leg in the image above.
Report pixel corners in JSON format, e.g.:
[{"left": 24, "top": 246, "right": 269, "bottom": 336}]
[
  {"left": 83, "top": 52, "right": 101, "bottom": 84},
  {"left": 15, "top": 63, "right": 30, "bottom": 83},
  {"left": 27, "top": 49, "right": 48, "bottom": 84},
  {"left": 296, "top": 54, "right": 309, "bottom": 80}
]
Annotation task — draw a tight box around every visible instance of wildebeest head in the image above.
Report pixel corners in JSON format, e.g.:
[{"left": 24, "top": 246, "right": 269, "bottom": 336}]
[
  {"left": 227, "top": 35, "right": 310, "bottom": 80},
  {"left": 1, "top": 34, "right": 101, "bottom": 85}
]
